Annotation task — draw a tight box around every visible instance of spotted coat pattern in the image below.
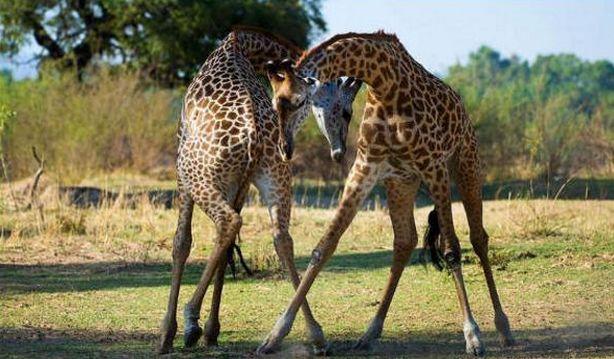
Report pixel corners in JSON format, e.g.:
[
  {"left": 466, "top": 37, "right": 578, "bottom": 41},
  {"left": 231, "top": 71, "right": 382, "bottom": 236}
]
[
  {"left": 258, "top": 32, "right": 515, "bottom": 356},
  {"left": 157, "top": 28, "right": 358, "bottom": 354}
]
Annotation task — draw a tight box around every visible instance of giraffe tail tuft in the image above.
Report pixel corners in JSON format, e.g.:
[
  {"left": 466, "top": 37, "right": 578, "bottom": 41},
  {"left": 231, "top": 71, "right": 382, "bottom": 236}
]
[{"left": 422, "top": 209, "right": 445, "bottom": 271}]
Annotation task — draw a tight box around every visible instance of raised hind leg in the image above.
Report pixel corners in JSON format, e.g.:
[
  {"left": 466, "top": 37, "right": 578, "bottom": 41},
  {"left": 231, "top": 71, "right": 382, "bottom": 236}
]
[
  {"left": 158, "top": 188, "right": 195, "bottom": 354},
  {"left": 423, "top": 164, "right": 485, "bottom": 357},
  {"left": 257, "top": 154, "right": 381, "bottom": 354},
  {"left": 254, "top": 168, "right": 327, "bottom": 354},
  {"left": 452, "top": 140, "right": 514, "bottom": 346},
  {"left": 183, "top": 192, "right": 242, "bottom": 348},
  {"left": 354, "top": 178, "right": 420, "bottom": 350}
]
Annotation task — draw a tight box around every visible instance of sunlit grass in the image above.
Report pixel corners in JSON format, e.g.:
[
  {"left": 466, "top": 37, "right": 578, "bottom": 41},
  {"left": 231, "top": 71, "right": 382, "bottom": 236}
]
[{"left": 1, "top": 199, "right": 613, "bottom": 357}]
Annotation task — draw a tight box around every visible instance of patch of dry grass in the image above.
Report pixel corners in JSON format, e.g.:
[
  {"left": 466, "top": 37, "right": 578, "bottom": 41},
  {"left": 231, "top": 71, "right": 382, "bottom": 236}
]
[{"left": 1, "top": 198, "right": 613, "bottom": 357}]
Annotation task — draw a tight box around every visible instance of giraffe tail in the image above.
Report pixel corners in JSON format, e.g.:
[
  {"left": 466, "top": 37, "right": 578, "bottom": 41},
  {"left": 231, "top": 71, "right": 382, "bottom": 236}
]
[
  {"left": 226, "top": 175, "right": 255, "bottom": 278},
  {"left": 421, "top": 209, "right": 445, "bottom": 271}
]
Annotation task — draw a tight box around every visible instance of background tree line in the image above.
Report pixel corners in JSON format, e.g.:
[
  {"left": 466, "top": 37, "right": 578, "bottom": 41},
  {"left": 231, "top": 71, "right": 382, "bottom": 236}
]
[{"left": 0, "top": 0, "right": 612, "bottom": 183}]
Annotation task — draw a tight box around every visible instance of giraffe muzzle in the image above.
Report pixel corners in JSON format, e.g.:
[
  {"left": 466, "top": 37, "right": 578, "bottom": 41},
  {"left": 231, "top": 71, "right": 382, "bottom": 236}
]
[{"left": 330, "top": 144, "right": 346, "bottom": 163}]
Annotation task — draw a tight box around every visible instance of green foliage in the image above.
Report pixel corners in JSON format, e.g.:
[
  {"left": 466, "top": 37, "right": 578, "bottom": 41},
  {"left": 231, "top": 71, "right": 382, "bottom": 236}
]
[
  {"left": 0, "top": 46, "right": 612, "bottom": 182},
  {"left": 0, "top": 0, "right": 325, "bottom": 85},
  {"left": 446, "top": 47, "right": 613, "bottom": 179},
  {"left": 0, "top": 67, "right": 178, "bottom": 182}
]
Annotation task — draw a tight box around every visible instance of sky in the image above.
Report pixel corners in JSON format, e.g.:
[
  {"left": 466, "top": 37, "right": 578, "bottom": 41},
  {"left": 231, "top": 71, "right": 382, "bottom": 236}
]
[{"left": 1, "top": 0, "right": 613, "bottom": 79}]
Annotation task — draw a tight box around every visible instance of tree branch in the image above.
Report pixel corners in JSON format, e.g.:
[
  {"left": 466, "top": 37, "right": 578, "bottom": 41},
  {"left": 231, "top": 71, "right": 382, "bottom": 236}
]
[{"left": 24, "top": 11, "right": 65, "bottom": 59}]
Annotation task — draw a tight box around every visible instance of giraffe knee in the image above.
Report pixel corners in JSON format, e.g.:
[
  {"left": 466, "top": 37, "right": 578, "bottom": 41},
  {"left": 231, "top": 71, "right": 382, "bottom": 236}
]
[
  {"left": 215, "top": 212, "right": 242, "bottom": 244},
  {"left": 273, "top": 232, "right": 294, "bottom": 259},
  {"left": 172, "top": 233, "right": 192, "bottom": 261},
  {"left": 393, "top": 237, "right": 415, "bottom": 263},
  {"left": 470, "top": 229, "right": 489, "bottom": 258},
  {"left": 443, "top": 236, "right": 462, "bottom": 268}
]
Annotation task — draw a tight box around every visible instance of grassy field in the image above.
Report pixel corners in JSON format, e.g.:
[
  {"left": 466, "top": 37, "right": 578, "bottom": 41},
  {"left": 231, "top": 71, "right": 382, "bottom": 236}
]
[{"left": 1, "top": 198, "right": 613, "bottom": 358}]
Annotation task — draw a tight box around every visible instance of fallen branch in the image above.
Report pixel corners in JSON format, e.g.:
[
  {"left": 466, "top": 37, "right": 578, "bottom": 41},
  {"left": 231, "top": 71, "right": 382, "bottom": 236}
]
[
  {"left": 25, "top": 146, "right": 45, "bottom": 224},
  {"left": 27, "top": 146, "right": 45, "bottom": 209}
]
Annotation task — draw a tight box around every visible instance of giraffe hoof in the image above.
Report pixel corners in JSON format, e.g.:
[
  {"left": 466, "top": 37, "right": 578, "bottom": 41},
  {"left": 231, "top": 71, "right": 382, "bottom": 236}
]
[
  {"left": 353, "top": 338, "right": 373, "bottom": 351},
  {"left": 465, "top": 334, "right": 485, "bottom": 357},
  {"left": 184, "top": 325, "right": 203, "bottom": 348},
  {"left": 157, "top": 341, "right": 174, "bottom": 355},
  {"left": 312, "top": 342, "right": 330, "bottom": 356},
  {"left": 467, "top": 344, "right": 485, "bottom": 357},
  {"left": 204, "top": 319, "right": 220, "bottom": 347},
  {"left": 464, "top": 320, "right": 485, "bottom": 357},
  {"left": 500, "top": 335, "right": 515, "bottom": 347},
  {"left": 158, "top": 320, "right": 177, "bottom": 354},
  {"left": 256, "top": 336, "right": 280, "bottom": 355}
]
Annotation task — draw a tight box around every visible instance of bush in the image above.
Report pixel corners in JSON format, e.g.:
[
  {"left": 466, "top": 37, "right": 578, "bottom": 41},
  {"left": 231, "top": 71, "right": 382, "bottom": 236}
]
[
  {"left": 1, "top": 47, "right": 612, "bottom": 183},
  {"left": 0, "top": 68, "right": 179, "bottom": 183}
]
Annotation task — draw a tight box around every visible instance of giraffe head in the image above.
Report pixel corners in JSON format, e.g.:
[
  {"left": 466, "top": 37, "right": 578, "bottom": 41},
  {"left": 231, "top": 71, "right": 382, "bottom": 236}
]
[
  {"left": 311, "top": 77, "right": 362, "bottom": 162},
  {"left": 266, "top": 59, "right": 362, "bottom": 162}
]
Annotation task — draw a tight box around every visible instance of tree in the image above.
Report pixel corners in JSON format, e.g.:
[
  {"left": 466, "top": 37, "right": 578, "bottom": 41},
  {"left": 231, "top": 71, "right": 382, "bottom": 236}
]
[{"left": 0, "top": 0, "right": 326, "bottom": 85}]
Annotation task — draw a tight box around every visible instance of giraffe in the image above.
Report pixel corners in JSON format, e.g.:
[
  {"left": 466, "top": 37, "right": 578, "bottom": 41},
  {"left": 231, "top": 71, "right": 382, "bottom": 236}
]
[
  {"left": 258, "top": 31, "right": 515, "bottom": 357},
  {"left": 157, "top": 27, "right": 362, "bottom": 354}
]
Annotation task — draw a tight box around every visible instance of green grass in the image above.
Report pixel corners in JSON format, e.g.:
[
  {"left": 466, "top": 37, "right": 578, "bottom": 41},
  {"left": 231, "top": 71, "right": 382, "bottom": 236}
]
[{"left": 1, "top": 200, "right": 613, "bottom": 358}]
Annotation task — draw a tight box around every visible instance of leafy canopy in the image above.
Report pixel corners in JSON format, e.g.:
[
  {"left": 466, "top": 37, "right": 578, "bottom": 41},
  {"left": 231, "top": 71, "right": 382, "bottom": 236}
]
[
  {"left": 0, "top": 0, "right": 326, "bottom": 85},
  {"left": 446, "top": 46, "right": 614, "bottom": 178}
]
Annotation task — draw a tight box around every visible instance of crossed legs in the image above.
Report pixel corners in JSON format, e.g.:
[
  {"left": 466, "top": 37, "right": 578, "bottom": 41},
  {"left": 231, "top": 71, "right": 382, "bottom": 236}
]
[
  {"left": 158, "top": 189, "right": 195, "bottom": 354},
  {"left": 254, "top": 169, "right": 327, "bottom": 353},
  {"left": 257, "top": 156, "right": 380, "bottom": 354},
  {"left": 158, "top": 186, "right": 241, "bottom": 353}
]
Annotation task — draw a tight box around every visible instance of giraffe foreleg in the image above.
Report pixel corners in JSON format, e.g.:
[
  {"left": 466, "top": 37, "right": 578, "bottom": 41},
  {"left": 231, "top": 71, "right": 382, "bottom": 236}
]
[
  {"left": 254, "top": 169, "right": 327, "bottom": 354},
  {"left": 354, "top": 178, "right": 420, "bottom": 350},
  {"left": 257, "top": 156, "right": 380, "bottom": 354}
]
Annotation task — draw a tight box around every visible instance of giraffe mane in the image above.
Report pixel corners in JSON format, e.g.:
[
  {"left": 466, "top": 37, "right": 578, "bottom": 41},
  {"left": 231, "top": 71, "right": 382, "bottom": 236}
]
[
  {"left": 296, "top": 30, "right": 402, "bottom": 66},
  {"left": 231, "top": 25, "right": 303, "bottom": 57}
]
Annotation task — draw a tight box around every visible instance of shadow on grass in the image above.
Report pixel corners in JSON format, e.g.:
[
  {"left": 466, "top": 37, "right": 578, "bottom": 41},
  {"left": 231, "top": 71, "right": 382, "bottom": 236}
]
[
  {"left": 0, "top": 249, "right": 480, "bottom": 294},
  {"left": 1, "top": 323, "right": 612, "bottom": 358}
]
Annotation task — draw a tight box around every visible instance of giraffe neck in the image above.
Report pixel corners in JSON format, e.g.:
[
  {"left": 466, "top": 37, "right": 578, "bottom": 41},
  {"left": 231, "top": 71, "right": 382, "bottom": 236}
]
[
  {"left": 233, "top": 28, "right": 302, "bottom": 76},
  {"left": 297, "top": 33, "right": 427, "bottom": 102}
]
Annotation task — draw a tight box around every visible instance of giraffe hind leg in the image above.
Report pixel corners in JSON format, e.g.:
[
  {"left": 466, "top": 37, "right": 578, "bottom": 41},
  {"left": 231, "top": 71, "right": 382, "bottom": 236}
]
[
  {"left": 183, "top": 192, "right": 242, "bottom": 348},
  {"left": 158, "top": 189, "right": 194, "bottom": 354},
  {"left": 452, "top": 144, "right": 514, "bottom": 346},
  {"left": 423, "top": 165, "right": 484, "bottom": 356}
]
